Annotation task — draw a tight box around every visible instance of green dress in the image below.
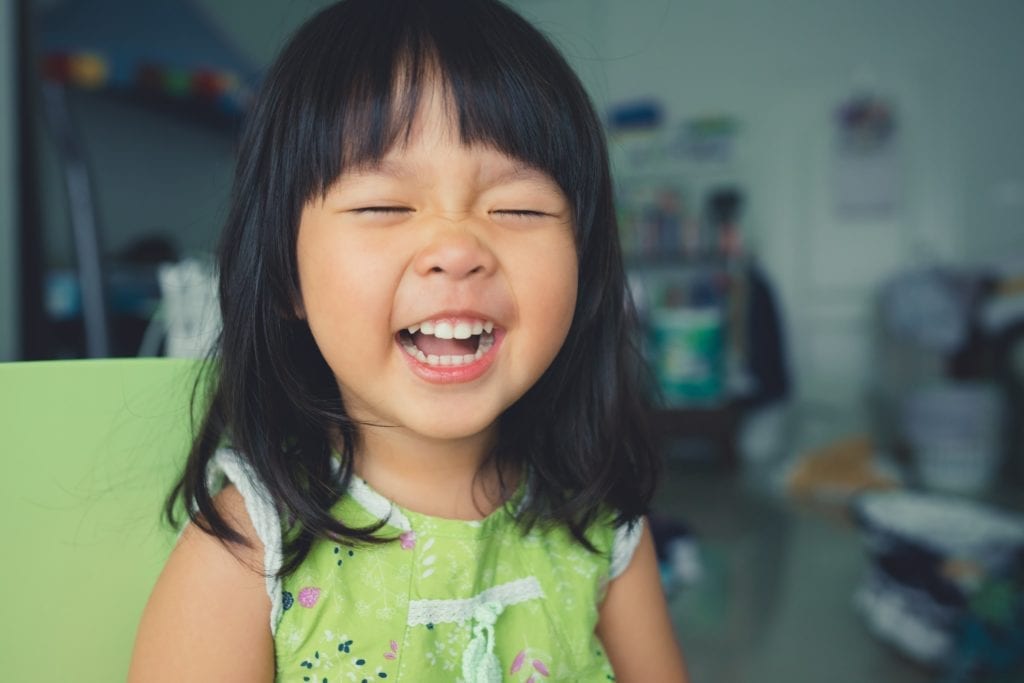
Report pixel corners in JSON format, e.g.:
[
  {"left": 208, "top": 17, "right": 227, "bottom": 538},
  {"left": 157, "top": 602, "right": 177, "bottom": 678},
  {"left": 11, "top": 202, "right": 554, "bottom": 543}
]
[{"left": 210, "top": 450, "right": 642, "bottom": 683}]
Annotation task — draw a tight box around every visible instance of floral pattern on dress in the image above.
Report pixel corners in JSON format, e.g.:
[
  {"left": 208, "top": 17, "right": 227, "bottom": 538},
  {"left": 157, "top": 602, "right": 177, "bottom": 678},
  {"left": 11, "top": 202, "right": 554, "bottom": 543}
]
[
  {"left": 272, "top": 481, "right": 630, "bottom": 682},
  {"left": 298, "top": 587, "right": 321, "bottom": 608},
  {"left": 509, "top": 648, "right": 554, "bottom": 682},
  {"left": 293, "top": 635, "right": 396, "bottom": 682}
]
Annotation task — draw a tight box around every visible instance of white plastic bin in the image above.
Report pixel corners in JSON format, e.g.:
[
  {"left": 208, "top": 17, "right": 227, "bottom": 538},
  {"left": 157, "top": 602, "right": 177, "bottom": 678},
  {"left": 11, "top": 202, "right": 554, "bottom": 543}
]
[{"left": 902, "top": 383, "right": 1003, "bottom": 494}]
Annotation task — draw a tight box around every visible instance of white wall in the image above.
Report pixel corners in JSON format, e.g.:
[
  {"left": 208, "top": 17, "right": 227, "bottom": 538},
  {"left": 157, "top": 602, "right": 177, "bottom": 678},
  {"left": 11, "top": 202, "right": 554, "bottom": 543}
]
[
  {"left": 0, "top": 0, "right": 17, "bottom": 360},
  {"left": 512, "top": 0, "right": 1024, "bottom": 422}
]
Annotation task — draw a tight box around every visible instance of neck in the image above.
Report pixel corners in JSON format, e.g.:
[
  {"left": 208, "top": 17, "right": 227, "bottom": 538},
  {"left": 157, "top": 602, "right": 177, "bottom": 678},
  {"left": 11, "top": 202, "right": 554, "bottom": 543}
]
[{"left": 349, "top": 423, "right": 511, "bottom": 520}]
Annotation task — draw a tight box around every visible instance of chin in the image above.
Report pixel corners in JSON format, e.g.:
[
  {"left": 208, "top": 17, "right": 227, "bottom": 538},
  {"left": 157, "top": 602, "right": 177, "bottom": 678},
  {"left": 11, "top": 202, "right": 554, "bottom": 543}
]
[{"left": 405, "top": 411, "right": 500, "bottom": 443}]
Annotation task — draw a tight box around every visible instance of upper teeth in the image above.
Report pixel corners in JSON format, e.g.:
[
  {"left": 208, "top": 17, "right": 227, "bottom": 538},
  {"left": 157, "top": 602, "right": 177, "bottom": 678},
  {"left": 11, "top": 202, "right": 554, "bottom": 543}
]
[{"left": 407, "top": 319, "right": 494, "bottom": 339}]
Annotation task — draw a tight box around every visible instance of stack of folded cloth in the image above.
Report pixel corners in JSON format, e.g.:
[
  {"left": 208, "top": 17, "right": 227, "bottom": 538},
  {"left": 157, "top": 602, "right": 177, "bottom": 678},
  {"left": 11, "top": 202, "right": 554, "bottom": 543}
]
[{"left": 852, "top": 492, "right": 1024, "bottom": 681}]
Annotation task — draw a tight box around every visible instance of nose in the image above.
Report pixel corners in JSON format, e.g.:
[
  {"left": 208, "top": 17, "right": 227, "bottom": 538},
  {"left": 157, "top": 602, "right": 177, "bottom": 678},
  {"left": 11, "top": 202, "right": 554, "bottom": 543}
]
[{"left": 413, "top": 225, "right": 497, "bottom": 279}]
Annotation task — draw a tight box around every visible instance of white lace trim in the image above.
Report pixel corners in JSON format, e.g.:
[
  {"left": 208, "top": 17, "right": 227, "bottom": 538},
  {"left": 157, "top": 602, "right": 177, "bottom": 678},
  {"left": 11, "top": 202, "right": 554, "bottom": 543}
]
[
  {"left": 347, "top": 476, "right": 413, "bottom": 532},
  {"left": 206, "top": 448, "right": 285, "bottom": 635},
  {"left": 407, "top": 577, "right": 544, "bottom": 626},
  {"left": 609, "top": 517, "right": 645, "bottom": 579}
]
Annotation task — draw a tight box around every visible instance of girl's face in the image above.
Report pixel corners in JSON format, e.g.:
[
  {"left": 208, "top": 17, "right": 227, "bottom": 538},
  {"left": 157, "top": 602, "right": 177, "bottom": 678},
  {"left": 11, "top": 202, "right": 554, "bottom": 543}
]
[{"left": 295, "top": 90, "right": 578, "bottom": 449}]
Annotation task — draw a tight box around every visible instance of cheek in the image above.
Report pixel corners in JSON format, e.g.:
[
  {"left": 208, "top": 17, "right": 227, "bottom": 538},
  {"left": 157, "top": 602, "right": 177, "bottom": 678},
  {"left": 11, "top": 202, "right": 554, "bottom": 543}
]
[
  {"left": 544, "top": 267, "right": 578, "bottom": 330},
  {"left": 297, "top": 225, "right": 396, "bottom": 324},
  {"left": 525, "top": 242, "right": 579, "bottom": 352}
]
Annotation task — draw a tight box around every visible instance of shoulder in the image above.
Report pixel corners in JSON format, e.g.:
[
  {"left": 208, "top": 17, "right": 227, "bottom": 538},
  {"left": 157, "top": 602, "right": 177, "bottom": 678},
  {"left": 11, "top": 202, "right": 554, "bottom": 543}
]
[{"left": 128, "top": 486, "right": 275, "bottom": 682}]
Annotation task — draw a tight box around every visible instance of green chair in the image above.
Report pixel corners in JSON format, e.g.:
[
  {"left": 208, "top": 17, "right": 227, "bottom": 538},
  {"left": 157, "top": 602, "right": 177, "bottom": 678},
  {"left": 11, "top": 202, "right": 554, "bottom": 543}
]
[{"left": 0, "top": 358, "right": 201, "bottom": 681}]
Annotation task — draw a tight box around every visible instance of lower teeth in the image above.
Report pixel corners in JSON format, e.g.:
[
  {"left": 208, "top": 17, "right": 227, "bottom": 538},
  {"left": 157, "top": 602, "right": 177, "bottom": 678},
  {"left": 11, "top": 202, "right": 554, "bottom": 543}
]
[{"left": 401, "top": 332, "right": 494, "bottom": 367}]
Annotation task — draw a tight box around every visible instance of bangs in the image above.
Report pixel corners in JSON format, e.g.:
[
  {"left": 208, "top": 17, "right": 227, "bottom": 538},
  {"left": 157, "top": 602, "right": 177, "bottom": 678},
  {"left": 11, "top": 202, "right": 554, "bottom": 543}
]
[{"left": 265, "top": 0, "right": 602, "bottom": 225}]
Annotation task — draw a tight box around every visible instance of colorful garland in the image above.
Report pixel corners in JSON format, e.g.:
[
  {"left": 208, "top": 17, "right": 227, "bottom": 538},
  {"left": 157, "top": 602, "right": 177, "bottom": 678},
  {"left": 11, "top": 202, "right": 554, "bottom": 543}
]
[{"left": 41, "top": 51, "right": 252, "bottom": 115}]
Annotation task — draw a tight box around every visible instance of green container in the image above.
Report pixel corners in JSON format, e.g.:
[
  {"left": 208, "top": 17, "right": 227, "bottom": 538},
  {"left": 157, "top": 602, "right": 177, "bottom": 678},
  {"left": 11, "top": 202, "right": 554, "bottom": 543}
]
[{"left": 650, "top": 306, "right": 724, "bottom": 406}]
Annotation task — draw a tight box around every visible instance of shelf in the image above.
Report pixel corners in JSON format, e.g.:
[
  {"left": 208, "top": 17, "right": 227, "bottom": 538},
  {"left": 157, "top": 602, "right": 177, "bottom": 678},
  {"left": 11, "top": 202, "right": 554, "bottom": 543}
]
[{"left": 651, "top": 403, "right": 742, "bottom": 467}]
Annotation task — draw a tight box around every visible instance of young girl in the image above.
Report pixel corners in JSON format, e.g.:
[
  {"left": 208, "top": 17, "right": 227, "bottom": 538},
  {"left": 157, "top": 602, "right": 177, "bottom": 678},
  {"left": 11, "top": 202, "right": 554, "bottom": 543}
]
[{"left": 130, "top": 1, "right": 688, "bottom": 681}]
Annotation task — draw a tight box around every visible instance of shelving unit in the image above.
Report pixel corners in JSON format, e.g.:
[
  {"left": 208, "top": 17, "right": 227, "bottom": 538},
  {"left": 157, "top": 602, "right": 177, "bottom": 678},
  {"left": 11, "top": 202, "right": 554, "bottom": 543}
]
[
  {"left": 627, "top": 253, "right": 749, "bottom": 467},
  {"left": 609, "top": 118, "right": 769, "bottom": 465},
  {"left": 26, "top": 0, "right": 255, "bottom": 358}
]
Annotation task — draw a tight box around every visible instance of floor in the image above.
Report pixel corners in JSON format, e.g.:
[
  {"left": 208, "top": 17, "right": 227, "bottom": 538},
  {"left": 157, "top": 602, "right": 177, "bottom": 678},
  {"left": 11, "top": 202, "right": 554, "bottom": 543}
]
[{"left": 655, "top": 461, "right": 936, "bottom": 683}]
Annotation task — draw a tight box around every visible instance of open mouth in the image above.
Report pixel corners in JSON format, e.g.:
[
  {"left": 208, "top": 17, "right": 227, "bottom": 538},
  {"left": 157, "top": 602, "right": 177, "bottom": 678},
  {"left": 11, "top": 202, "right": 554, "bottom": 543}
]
[{"left": 397, "top": 318, "right": 496, "bottom": 367}]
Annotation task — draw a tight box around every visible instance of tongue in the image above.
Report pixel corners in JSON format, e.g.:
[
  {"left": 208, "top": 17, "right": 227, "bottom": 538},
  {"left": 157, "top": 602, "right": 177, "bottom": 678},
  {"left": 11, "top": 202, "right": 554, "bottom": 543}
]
[{"left": 413, "top": 332, "right": 477, "bottom": 356}]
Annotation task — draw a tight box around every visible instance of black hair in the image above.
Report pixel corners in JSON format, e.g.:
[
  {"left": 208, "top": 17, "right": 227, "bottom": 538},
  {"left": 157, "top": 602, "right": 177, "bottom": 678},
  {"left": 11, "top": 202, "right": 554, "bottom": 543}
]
[{"left": 168, "top": 0, "right": 659, "bottom": 576}]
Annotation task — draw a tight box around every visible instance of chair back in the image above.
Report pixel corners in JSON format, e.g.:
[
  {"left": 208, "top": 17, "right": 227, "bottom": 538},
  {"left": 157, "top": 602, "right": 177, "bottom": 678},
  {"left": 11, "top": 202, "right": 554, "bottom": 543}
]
[{"left": 0, "top": 358, "right": 201, "bottom": 681}]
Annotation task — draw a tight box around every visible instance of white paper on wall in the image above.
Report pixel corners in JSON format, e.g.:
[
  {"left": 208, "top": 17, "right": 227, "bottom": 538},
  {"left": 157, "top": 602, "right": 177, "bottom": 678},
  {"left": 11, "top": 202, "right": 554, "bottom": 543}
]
[{"left": 831, "top": 94, "right": 902, "bottom": 219}]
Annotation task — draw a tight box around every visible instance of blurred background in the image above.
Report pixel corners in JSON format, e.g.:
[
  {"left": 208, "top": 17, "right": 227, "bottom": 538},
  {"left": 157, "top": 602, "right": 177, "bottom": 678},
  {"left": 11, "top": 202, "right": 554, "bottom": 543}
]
[{"left": 2, "top": 0, "right": 1022, "bottom": 681}]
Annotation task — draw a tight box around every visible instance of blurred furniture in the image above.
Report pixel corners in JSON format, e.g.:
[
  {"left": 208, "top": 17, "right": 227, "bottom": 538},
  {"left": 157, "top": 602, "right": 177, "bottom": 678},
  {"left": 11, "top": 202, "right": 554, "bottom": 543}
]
[
  {"left": 999, "top": 320, "right": 1024, "bottom": 482},
  {"left": 873, "top": 267, "right": 1024, "bottom": 487},
  {"left": 631, "top": 262, "right": 788, "bottom": 468},
  {"left": 852, "top": 491, "right": 1024, "bottom": 676},
  {"left": 26, "top": 0, "right": 254, "bottom": 358},
  {"left": 981, "top": 277, "right": 1024, "bottom": 483},
  {"left": 652, "top": 402, "right": 743, "bottom": 466},
  {"left": 0, "top": 358, "right": 199, "bottom": 680},
  {"left": 623, "top": 184, "right": 789, "bottom": 466}
]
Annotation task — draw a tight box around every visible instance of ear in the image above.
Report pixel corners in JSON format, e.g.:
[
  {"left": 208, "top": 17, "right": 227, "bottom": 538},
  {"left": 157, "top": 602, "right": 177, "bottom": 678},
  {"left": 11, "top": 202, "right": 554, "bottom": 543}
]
[
  {"left": 292, "top": 295, "right": 306, "bottom": 320},
  {"left": 284, "top": 281, "right": 306, "bottom": 320}
]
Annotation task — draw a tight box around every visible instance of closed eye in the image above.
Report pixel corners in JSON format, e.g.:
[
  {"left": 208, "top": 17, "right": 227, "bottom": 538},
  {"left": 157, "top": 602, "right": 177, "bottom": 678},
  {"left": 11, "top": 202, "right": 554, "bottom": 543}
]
[
  {"left": 492, "top": 209, "right": 552, "bottom": 219},
  {"left": 350, "top": 206, "right": 412, "bottom": 215}
]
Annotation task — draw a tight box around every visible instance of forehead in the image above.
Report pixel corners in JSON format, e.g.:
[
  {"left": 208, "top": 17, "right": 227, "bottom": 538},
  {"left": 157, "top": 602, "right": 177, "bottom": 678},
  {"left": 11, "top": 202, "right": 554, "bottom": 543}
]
[{"left": 345, "top": 82, "right": 559, "bottom": 187}]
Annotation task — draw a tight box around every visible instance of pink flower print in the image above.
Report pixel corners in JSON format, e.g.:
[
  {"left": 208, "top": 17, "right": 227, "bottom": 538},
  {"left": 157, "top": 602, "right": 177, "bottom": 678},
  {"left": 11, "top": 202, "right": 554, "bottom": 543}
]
[
  {"left": 383, "top": 639, "right": 399, "bottom": 660},
  {"left": 510, "top": 649, "right": 526, "bottom": 674},
  {"left": 297, "top": 586, "right": 321, "bottom": 608},
  {"left": 400, "top": 531, "right": 417, "bottom": 550},
  {"left": 532, "top": 659, "right": 550, "bottom": 677},
  {"left": 526, "top": 677, "right": 535, "bottom": 683}
]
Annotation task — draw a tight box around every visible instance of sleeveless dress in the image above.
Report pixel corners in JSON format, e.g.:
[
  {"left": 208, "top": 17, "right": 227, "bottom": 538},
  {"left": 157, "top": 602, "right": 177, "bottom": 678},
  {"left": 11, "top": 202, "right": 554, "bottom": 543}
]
[{"left": 209, "top": 449, "right": 642, "bottom": 683}]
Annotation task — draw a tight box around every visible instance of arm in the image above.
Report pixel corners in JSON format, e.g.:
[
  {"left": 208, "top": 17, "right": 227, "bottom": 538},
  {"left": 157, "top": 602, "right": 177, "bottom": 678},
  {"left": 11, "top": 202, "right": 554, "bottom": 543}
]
[
  {"left": 128, "top": 486, "right": 275, "bottom": 682},
  {"left": 596, "top": 519, "right": 689, "bottom": 683}
]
